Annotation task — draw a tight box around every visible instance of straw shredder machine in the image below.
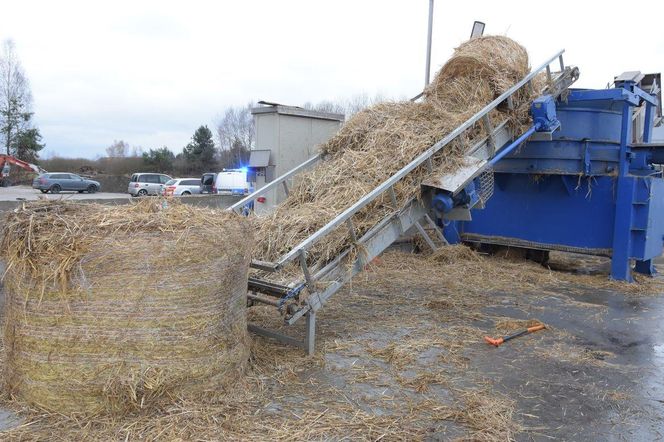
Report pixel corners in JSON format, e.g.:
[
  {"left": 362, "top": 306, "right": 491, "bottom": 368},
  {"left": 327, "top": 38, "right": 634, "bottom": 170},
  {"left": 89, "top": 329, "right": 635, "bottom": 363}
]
[{"left": 231, "top": 53, "right": 662, "bottom": 353}]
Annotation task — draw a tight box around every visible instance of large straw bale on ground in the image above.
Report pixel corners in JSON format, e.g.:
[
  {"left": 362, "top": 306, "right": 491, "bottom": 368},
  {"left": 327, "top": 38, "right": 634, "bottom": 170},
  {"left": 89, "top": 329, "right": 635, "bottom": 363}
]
[
  {"left": 255, "top": 36, "right": 535, "bottom": 267},
  {"left": 0, "top": 200, "right": 253, "bottom": 416}
]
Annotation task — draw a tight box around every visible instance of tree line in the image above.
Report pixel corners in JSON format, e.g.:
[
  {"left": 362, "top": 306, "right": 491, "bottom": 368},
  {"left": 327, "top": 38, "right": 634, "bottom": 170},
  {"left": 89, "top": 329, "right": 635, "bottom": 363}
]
[
  {"left": 131, "top": 93, "right": 383, "bottom": 176},
  {"left": 104, "top": 104, "right": 255, "bottom": 177}
]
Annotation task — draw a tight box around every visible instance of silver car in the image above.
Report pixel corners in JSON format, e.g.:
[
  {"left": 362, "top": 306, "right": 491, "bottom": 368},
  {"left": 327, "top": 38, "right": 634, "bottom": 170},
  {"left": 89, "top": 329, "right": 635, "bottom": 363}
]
[
  {"left": 32, "top": 173, "right": 101, "bottom": 194},
  {"left": 162, "top": 178, "right": 202, "bottom": 196},
  {"left": 128, "top": 173, "right": 172, "bottom": 197}
]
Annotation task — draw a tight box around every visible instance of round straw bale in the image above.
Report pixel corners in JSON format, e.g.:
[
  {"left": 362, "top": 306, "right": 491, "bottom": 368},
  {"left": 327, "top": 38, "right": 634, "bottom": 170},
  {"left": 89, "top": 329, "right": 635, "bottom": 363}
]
[
  {"left": 0, "top": 200, "right": 253, "bottom": 416},
  {"left": 426, "top": 36, "right": 530, "bottom": 104}
]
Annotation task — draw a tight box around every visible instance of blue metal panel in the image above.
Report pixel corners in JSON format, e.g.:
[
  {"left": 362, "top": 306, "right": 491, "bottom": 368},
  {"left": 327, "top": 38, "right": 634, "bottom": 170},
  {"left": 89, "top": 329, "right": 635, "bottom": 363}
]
[
  {"left": 495, "top": 140, "right": 620, "bottom": 175},
  {"left": 457, "top": 174, "right": 617, "bottom": 250},
  {"left": 567, "top": 88, "right": 640, "bottom": 106},
  {"left": 554, "top": 105, "right": 623, "bottom": 142},
  {"left": 634, "top": 177, "right": 664, "bottom": 259}
]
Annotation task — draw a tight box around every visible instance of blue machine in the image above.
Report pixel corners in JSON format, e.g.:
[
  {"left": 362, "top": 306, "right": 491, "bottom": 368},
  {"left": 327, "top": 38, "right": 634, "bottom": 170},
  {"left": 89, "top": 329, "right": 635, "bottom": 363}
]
[{"left": 433, "top": 71, "right": 663, "bottom": 281}]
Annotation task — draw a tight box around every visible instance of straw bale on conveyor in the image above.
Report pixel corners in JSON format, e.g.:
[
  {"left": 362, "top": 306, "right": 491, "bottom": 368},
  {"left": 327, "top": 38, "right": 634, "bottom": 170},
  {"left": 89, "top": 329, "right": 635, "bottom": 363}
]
[{"left": 255, "top": 36, "right": 538, "bottom": 268}]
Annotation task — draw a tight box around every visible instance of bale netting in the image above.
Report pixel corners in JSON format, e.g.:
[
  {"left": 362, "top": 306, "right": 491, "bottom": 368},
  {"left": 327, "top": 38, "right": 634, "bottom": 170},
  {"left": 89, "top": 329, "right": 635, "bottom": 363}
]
[
  {"left": 0, "top": 199, "right": 253, "bottom": 416},
  {"left": 255, "top": 36, "right": 536, "bottom": 268}
]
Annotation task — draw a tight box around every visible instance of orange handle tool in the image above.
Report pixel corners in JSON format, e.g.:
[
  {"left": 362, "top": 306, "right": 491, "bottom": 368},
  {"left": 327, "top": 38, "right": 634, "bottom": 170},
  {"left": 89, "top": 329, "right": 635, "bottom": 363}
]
[{"left": 484, "top": 324, "right": 545, "bottom": 347}]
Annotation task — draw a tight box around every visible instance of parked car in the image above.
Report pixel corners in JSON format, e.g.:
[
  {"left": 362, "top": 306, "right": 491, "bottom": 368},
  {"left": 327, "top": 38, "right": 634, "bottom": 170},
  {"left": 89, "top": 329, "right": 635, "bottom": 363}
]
[
  {"left": 128, "top": 173, "right": 172, "bottom": 197},
  {"left": 200, "top": 172, "right": 217, "bottom": 194},
  {"left": 162, "top": 178, "right": 202, "bottom": 196},
  {"left": 32, "top": 173, "right": 101, "bottom": 194}
]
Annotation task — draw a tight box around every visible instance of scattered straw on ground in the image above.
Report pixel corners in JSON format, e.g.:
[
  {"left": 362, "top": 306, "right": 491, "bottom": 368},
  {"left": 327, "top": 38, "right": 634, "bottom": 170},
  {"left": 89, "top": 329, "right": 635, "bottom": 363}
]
[
  {"left": 1, "top": 245, "right": 657, "bottom": 440},
  {"left": 427, "top": 245, "right": 664, "bottom": 298}
]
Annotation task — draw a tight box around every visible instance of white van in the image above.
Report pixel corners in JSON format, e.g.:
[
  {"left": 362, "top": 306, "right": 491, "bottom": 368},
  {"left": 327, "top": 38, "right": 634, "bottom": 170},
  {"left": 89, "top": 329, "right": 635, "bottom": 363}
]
[{"left": 214, "top": 169, "right": 249, "bottom": 195}]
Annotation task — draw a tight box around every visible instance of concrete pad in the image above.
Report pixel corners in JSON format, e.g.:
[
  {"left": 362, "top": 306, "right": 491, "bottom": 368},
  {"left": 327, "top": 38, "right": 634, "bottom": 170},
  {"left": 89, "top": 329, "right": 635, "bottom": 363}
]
[{"left": 0, "top": 185, "right": 128, "bottom": 202}]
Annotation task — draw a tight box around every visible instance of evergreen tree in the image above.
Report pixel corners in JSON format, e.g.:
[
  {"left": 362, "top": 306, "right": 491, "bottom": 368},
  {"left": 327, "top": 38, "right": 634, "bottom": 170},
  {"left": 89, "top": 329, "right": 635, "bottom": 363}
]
[
  {"left": 142, "top": 147, "right": 175, "bottom": 173},
  {"left": 14, "top": 127, "right": 44, "bottom": 163},
  {"left": 183, "top": 125, "right": 217, "bottom": 172}
]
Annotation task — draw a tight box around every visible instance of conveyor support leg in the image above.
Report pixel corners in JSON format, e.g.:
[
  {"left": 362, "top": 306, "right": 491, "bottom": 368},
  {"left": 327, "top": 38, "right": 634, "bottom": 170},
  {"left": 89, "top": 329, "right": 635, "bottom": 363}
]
[{"left": 305, "top": 311, "right": 316, "bottom": 355}]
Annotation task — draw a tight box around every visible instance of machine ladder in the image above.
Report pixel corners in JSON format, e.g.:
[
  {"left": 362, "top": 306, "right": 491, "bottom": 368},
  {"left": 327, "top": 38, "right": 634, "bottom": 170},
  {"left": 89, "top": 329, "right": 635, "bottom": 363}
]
[{"left": 230, "top": 50, "right": 578, "bottom": 354}]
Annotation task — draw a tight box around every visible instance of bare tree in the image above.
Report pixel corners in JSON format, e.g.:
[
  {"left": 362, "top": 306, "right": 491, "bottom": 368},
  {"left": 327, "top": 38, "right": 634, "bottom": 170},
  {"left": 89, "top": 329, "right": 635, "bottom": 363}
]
[
  {"left": 302, "top": 99, "right": 345, "bottom": 114},
  {"left": 303, "top": 93, "right": 387, "bottom": 119},
  {"left": 105, "top": 140, "right": 128, "bottom": 158},
  {"left": 0, "top": 39, "right": 33, "bottom": 155},
  {"left": 344, "top": 93, "right": 386, "bottom": 117},
  {"left": 131, "top": 145, "right": 144, "bottom": 157},
  {"left": 215, "top": 102, "right": 254, "bottom": 168}
]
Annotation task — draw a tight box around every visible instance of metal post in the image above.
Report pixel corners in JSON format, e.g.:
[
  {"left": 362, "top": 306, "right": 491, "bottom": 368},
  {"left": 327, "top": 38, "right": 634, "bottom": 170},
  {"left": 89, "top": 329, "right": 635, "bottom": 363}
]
[
  {"left": 299, "top": 250, "right": 315, "bottom": 287},
  {"left": 610, "top": 101, "right": 635, "bottom": 281},
  {"left": 346, "top": 218, "right": 358, "bottom": 242},
  {"left": 424, "top": 0, "right": 434, "bottom": 87},
  {"left": 305, "top": 311, "right": 316, "bottom": 355},
  {"left": 426, "top": 157, "right": 434, "bottom": 172},
  {"left": 482, "top": 114, "right": 496, "bottom": 155},
  {"left": 643, "top": 103, "right": 653, "bottom": 143},
  {"left": 389, "top": 186, "right": 398, "bottom": 209}
]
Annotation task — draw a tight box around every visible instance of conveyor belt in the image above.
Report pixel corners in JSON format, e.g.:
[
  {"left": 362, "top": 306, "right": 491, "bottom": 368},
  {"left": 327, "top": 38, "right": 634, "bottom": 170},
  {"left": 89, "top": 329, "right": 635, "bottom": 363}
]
[{"left": 231, "top": 51, "right": 578, "bottom": 354}]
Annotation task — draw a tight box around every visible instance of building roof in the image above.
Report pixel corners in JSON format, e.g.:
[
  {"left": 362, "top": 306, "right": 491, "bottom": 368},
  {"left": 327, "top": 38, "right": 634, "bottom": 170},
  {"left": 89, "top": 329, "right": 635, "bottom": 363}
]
[{"left": 251, "top": 103, "right": 344, "bottom": 122}]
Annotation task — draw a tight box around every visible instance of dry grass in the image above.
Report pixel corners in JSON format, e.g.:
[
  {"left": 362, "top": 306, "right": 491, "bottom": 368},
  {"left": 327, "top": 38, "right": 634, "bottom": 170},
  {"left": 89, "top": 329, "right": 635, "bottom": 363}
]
[
  {"left": 536, "top": 342, "right": 619, "bottom": 368},
  {"left": 0, "top": 199, "right": 253, "bottom": 416},
  {"left": 427, "top": 245, "right": 664, "bottom": 298},
  {"left": 254, "top": 36, "right": 537, "bottom": 269},
  {"left": 0, "top": 336, "right": 518, "bottom": 441}
]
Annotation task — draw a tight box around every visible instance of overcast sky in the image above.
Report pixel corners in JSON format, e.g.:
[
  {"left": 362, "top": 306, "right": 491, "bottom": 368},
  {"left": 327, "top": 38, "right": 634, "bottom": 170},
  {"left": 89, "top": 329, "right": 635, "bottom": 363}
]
[{"left": 2, "top": 0, "right": 663, "bottom": 158}]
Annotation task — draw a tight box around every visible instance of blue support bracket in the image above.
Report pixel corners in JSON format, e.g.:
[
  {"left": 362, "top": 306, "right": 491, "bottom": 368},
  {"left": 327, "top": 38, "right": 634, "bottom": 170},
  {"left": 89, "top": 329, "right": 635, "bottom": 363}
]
[
  {"left": 610, "top": 101, "right": 636, "bottom": 281},
  {"left": 634, "top": 259, "right": 657, "bottom": 276},
  {"left": 583, "top": 141, "right": 592, "bottom": 175}
]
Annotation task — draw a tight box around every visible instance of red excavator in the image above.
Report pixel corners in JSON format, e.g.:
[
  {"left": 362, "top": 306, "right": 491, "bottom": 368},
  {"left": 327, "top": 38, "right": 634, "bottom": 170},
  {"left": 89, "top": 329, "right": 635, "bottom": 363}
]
[{"left": 0, "top": 154, "right": 46, "bottom": 187}]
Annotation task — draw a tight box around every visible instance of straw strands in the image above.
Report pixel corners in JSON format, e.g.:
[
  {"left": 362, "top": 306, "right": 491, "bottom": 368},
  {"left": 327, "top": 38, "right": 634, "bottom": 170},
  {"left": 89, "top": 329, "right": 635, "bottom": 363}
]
[
  {"left": 255, "top": 36, "right": 537, "bottom": 267},
  {"left": 1, "top": 246, "right": 655, "bottom": 440},
  {"left": 0, "top": 200, "right": 254, "bottom": 416},
  {"left": 427, "top": 245, "right": 664, "bottom": 297}
]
